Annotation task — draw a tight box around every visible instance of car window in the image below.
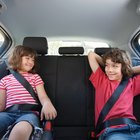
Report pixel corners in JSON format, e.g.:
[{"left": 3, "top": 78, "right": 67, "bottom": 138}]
[
  {"left": 138, "top": 35, "right": 140, "bottom": 45},
  {"left": 48, "top": 40, "right": 109, "bottom": 55},
  {"left": 0, "top": 26, "right": 12, "bottom": 58},
  {"left": 131, "top": 31, "right": 140, "bottom": 57}
]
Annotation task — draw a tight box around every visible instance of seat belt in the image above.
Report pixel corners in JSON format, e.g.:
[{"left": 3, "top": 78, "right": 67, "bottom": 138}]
[
  {"left": 5, "top": 60, "right": 41, "bottom": 106},
  {"left": 4, "top": 59, "right": 41, "bottom": 106},
  {"left": 95, "top": 78, "right": 129, "bottom": 135},
  {"left": 9, "top": 68, "right": 41, "bottom": 104}
]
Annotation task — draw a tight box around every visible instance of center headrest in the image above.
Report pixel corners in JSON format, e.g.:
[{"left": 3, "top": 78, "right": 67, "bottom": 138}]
[
  {"left": 59, "top": 47, "right": 84, "bottom": 55},
  {"left": 23, "top": 37, "right": 48, "bottom": 55},
  {"left": 94, "top": 48, "right": 112, "bottom": 56}
]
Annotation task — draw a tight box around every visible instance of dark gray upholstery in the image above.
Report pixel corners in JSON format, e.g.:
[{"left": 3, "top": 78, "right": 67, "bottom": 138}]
[
  {"left": 22, "top": 37, "right": 95, "bottom": 140},
  {"left": 0, "top": 61, "right": 9, "bottom": 79},
  {"left": 23, "top": 37, "right": 48, "bottom": 55},
  {"left": 59, "top": 47, "right": 84, "bottom": 55},
  {"left": 37, "top": 55, "right": 94, "bottom": 140},
  {"left": 1, "top": 38, "right": 140, "bottom": 139},
  {"left": 22, "top": 37, "right": 140, "bottom": 139},
  {"left": 94, "top": 48, "right": 112, "bottom": 56}
]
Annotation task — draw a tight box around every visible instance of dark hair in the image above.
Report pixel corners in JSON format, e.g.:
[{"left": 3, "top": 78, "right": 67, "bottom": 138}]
[
  {"left": 8, "top": 45, "right": 38, "bottom": 73},
  {"left": 102, "top": 48, "right": 133, "bottom": 78}
]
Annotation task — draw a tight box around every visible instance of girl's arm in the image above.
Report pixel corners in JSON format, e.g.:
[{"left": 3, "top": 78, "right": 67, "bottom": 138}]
[
  {"left": 88, "top": 51, "right": 103, "bottom": 72},
  {"left": 0, "top": 90, "right": 6, "bottom": 111},
  {"left": 36, "top": 84, "right": 57, "bottom": 120},
  {"left": 132, "top": 66, "right": 140, "bottom": 74}
]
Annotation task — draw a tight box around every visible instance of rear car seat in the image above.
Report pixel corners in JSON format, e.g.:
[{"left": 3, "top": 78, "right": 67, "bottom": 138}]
[
  {"left": 0, "top": 60, "right": 9, "bottom": 79},
  {"left": 1, "top": 39, "right": 140, "bottom": 139},
  {"left": 23, "top": 37, "right": 58, "bottom": 112},
  {"left": 23, "top": 37, "right": 95, "bottom": 140},
  {"left": 53, "top": 47, "right": 94, "bottom": 140}
]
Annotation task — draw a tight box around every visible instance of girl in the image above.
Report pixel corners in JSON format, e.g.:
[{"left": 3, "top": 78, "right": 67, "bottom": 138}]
[
  {"left": 88, "top": 48, "right": 140, "bottom": 140},
  {"left": 0, "top": 45, "right": 57, "bottom": 140}
]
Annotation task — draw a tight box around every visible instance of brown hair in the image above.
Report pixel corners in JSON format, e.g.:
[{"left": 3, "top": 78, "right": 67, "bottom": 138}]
[
  {"left": 102, "top": 48, "right": 133, "bottom": 78},
  {"left": 8, "top": 45, "right": 38, "bottom": 73}
]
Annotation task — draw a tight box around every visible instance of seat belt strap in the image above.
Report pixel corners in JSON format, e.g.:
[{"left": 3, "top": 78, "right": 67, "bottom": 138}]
[
  {"left": 96, "top": 117, "right": 137, "bottom": 134},
  {"left": 5, "top": 59, "right": 40, "bottom": 104},
  {"left": 96, "top": 78, "right": 129, "bottom": 131},
  {"left": 10, "top": 69, "right": 41, "bottom": 104}
]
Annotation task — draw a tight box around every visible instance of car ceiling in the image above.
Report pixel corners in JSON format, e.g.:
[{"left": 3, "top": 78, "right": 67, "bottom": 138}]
[{"left": 0, "top": 0, "right": 140, "bottom": 49}]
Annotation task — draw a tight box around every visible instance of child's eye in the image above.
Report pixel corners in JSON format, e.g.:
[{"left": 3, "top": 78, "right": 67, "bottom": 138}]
[
  {"left": 113, "top": 65, "right": 119, "bottom": 68},
  {"left": 26, "top": 57, "right": 30, "bottom": 59},
  {"left": 105, "top": 64, "right": 108, "bottom": 67}
]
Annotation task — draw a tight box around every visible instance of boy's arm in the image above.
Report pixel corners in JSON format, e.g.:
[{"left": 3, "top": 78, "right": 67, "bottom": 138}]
[
  {"left": 0, "top": 90, "right": 6, "bottom": 111},
  {"left": 132, "top": 66, "right": 140, "bottom": 74},
  {"left": 88, "top": 51, "right": 103, "bottom": 72}
]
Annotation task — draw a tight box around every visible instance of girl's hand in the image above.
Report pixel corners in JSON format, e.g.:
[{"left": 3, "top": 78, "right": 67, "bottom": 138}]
[
  {"left": 40, "top": 100, "right": 57, "bottom": 121},
  {"left": 36, "top": 84, "right": 57, "bottom": 120}
]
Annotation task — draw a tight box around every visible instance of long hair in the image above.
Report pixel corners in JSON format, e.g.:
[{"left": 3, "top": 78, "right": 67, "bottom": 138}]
[
  {"left": 8, "top": 45, "right": 38, "bottom": 73},
  {"left": 102, "top": 48, "right": 133, "bottom": 78}
]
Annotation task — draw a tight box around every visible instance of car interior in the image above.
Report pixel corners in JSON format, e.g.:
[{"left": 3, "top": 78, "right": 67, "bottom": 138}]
[{"left": 0, "top": 0, "right": 140, "bottom": 140}]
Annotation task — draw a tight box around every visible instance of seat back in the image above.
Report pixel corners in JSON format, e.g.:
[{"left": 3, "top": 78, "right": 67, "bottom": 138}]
[
  {"left": 23, "top": 37, "right": 58, "bottom": 106},
  {"left": 23, "top": 37, "right": 48, "bottom": 55},
  {"left": 0, "top": 61, "right": 9, "bottom": 79},
  {"left": 23, "top": 37, "right": 95, "bottom": 140},
  {"left": 52, "top": 47, "right": 94, "bottom": 140}
]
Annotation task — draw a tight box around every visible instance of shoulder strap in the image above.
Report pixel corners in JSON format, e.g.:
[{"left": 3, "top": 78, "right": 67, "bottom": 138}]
[
  {"left": 4, "top": 60, "right": 40, "bottom": 104},
  {"left": 8, "top": 68, "right": 40, "bottom": 104},
  {"left": 96, "top": 78, "right": 129, "bottom": 127}
]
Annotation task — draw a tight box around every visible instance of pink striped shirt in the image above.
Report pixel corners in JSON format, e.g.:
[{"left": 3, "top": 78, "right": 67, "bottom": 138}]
[{"left": 0, "top": 73, "right": 44, "bottom": 109}]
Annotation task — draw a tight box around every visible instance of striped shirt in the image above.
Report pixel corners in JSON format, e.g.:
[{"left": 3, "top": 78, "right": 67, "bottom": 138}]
[{"left": 0, "top": 73, "right": 44, "bottom": 109}]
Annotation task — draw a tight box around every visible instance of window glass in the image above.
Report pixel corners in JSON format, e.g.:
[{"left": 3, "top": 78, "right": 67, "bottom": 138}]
[
  {"left": 131, "top": 31, "right": 140, "bottom": 57},
  {"left": 0, "top": 26, "right": 12, "bottom": 58},
  {"left": 138, "top": 36, "right": 140, "bottom": 45},
  {"left": 0, "top": 33, "right": 4, "bottom": 46},
  {"left": 48, "top": 40, "right": 109, "bottom": 55}
]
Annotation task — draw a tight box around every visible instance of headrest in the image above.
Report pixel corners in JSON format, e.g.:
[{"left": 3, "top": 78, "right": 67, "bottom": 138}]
[
  {"left": 94, "top": 48, "right": 112, "bottom": 56},
  {"left": 23, "top": 37, "right": 48, "bottom": 55},
  {"left": 59, "top": 47, "right": 84, "bottom": 55}
]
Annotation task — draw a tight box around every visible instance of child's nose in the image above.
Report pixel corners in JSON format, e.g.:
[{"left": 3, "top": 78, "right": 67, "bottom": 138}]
[
  {"left": 108, "top": 66, "right": 113, "bottom": 72},
  {"left": 29, "top": 59, "right": 34, "bottom": 64}
]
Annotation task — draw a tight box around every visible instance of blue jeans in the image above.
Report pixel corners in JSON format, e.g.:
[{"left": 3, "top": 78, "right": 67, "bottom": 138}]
[
  {"left": 99, "top": 124, "right": 140, "bottom": 140},
  {"left": 0, "top": 110, "right": 40, "bottom": 138}
]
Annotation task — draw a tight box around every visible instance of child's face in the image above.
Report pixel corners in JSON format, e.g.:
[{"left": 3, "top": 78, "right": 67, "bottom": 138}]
[
  {"left": 19, "top": 55, "right": 35, "bottom": 72},
  {"left": 105, "top": 58, "right": 123, "bottom": 81}
]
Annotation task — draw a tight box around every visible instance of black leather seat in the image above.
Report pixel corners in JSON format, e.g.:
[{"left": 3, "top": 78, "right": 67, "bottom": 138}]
[
  {"left": 1, "top": 40, "right": 140, "bottom": 139},
  {"left": 23, "top": 37, "right": 95, "bottom": 140},
  {"left": 53, "top": 47, "right": 94, "bottom": 140}
]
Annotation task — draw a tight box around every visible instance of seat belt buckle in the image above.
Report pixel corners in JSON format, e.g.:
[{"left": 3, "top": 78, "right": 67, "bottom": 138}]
[
  {"left": 91, "top": 131, "right": 95, "bottom": 137},
  {"left": 44, "top": 121, "right": 52, "bottom": 131},
  {"left": 88, "top": 131, "right": 96, "bottom": 140}
]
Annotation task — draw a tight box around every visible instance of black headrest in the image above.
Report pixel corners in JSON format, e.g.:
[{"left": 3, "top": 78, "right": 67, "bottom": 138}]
[
  {"left": 59, "top": 47, "right": 84, "bottom": 55},
  {"left": 23, "top": 37, "right": 48, "bottom": 55},
  {"left": 94, "top": 48, "right": 112, "bottom": 56}
]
